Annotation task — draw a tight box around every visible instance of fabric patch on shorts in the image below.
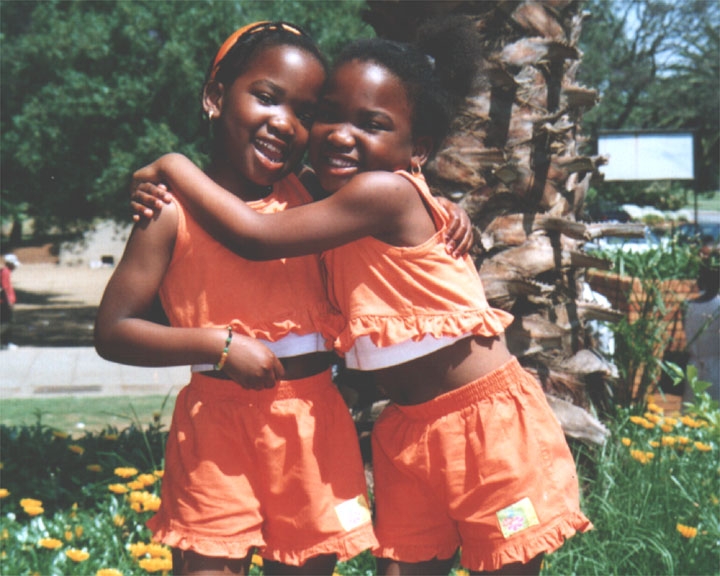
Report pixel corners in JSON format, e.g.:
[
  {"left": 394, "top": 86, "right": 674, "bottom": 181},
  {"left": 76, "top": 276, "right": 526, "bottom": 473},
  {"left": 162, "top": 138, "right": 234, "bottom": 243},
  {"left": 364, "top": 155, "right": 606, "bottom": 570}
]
[
  {"left": 335, "top": 495, "right": 372, "bottom": 532},
  {"left": 496, "top": 497, "right": 539, "bottom": 539}
]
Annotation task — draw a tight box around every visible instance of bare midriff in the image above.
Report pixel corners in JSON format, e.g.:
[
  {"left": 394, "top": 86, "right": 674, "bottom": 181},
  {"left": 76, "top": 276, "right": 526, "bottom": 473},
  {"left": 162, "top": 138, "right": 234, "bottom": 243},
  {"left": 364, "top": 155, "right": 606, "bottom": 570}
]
[{"left": 373, "top": 335, "right": 514, "bottom": 405}]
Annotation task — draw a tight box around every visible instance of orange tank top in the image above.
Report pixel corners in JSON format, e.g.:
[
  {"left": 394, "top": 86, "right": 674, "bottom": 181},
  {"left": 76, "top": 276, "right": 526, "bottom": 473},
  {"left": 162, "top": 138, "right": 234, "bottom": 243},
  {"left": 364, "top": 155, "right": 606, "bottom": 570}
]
[
  {"left": 160, "top": 174, "right": 341, "bottom": 355},
  {"left": 321, "top": 170, "right": 513, "bottom": 370}
]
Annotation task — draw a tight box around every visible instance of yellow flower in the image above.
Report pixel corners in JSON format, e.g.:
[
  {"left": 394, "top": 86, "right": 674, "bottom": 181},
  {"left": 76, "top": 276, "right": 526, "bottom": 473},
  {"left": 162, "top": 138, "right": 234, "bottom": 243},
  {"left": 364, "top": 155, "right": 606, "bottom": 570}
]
[
  {"left": 87, "top": 464, "right": 103, "bottom": 473},
  {"left": 662, "top": 436, "right": 677, "bottom": 447},
  {"left": 676, "top": 523, "right": 698, "bottom": 538},
  {"left": 711, "top": 495, "right": 719, "bottom": 505},
  {"left": 52, "top": 430, "right": 69, "bottom": 439},
  {"left": 138, "top": 557, "right": 173, "bottom": 573},
  {"left": 108, "top": 484, "right": 129, "bottom": 494},
  {"left": 661, "top": 424, "right": 674, "bottom": 433},
  {"left": 630, "top": 449, "right": 655, "bottom": 465},
  {"left": 153, "top": 470, "right": 164, "bottom": 478},
  {"left": 97, "top": 569, "right": 124, "bottom": 576},
  {"left": 2, "top": 528, "right": 9, "bottom": 540},
  {"left": 629, "top": 415, "right": 646, "bottom": 426},
  {"left": 680, "top": 416, "right": 702, "bottom": 429},
  {"left": 128, "top": 491, "right": 162, "bottom": 513},
  {"left": 649, "top": 441, "right": 660, "bottom": 448},
  {"left": 66, "top": 548, "right": 90, "bottom": 562},
  {"left": 621, "top": 437, "right": 632, "bottom": 446},
  {"left": 0, "top": 488, "right": 9, "bottom": 499},
  {"left": 103, "top": 433, "right": 119, "bottom": 441},
  {"left": 20, "top": 498, "right": 42, "bottom": 508},
  {"left": 252, "top": 553, "right": 264, "bottom": 567},
  {"left": 137, "top": 474, "right": 157, "bottom": 487},
  {"left": 24, "top": 505, "right": 44, "bottom": 516},
  {"left": 114, "top": 467, "right": 138, "bottom": 478},
  {"left": 146, "top": 543, "right": 172, "bottom": 560},
  {"left": 694, "top": 442, "right": 713, "bottom": 452},
  {"left": 128, "top": 542, "right": 148, "bottom": 558},
  {"left": 39, "top": 538, "right": 63, "bottom": 550},
  {"left": 113, "top": 515, "right": 126, "bottom": 527},
  {"left": 127, "top": 480, "right": 145, "bottom": 491},
  {"left": 76, "top": 526, "right": 84, "bottom": 538},
  {"left": 647, "top": 402, "right": 663, "bottom": 414},
  {"left": 677, "top": 436, "right": 691, "bottom": 445},
  {"left": 644, "top": 413, "right": 663, "bottom": 424},
  {"left": 68, "top": 444, "right": 85, "bottom": 456},
  {"left": 65, "top": 530, "right": 73, "bottom": 541},
  {"left": 664, "top": 417, "right": 678, "bottom": 426}
]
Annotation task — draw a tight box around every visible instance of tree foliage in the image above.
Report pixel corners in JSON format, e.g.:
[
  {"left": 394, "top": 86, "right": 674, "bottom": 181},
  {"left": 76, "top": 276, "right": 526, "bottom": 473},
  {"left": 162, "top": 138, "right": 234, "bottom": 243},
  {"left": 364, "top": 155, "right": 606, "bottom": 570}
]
[
  {"left": 0, "top": 0, "right": 372, "bottom": 235},
  {"left": 579, "top": 0, "right": 719, "bottom": 202}
]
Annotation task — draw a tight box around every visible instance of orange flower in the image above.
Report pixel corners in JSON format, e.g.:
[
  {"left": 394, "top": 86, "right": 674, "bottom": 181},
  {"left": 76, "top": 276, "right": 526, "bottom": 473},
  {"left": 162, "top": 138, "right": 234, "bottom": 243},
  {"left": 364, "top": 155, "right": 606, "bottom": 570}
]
[
  {"left": 676, "top": 523, "right": 698, "bottom": 538},
  {"left": 68, "top": 444, "right": 85, "bottom": 456},
  {"left": 114, "top": 467, "right": 138, "bottom": 478},
  {"left": 87, "top": 464, "right": 103, "bottom": 473},
  {"left": 0, "top": 488, "right": 9, "bottom": 499},
  {"left": 108, "top": 484, "right": 129, "bottom": 494},
  {"left": 66, "top": 548, "right": 90, "bottom": 562},
  {"left": 38, "top": 538, "right": 63, "bottom": 550}
]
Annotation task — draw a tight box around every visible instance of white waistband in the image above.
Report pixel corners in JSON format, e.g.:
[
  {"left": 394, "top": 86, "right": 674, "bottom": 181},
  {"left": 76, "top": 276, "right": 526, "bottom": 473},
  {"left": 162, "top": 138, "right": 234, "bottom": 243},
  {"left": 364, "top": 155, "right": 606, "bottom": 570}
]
[
  {"left": 343, "top": 333, "right": 470, "bottom": 371},
  {"left": 192, "top": 332, "right": 328, "bottom": 372}
]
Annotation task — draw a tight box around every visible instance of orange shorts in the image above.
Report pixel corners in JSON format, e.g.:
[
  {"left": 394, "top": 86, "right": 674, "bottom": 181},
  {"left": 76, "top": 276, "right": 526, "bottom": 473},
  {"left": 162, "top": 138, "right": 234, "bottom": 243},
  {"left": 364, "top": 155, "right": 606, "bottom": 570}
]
[
  {"left": 371, "top": 358, "right": 592, "bottom": 571},
  {"left": 147, "top": 369, "right": 377, "bottom": 565}
]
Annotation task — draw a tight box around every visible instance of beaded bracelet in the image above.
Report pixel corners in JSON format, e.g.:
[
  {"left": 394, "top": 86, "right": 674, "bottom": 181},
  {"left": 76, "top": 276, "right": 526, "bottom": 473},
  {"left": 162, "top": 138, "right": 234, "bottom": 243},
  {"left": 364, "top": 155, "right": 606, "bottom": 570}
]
[{"left": 214, "top": 325, "right": 234, "bottom": 371}]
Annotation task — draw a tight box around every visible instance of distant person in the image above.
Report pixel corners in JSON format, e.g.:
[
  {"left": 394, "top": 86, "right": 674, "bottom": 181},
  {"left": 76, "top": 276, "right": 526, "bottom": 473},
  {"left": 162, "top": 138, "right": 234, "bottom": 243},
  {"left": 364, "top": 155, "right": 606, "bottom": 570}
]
[
  {"left": 1, "top": 253, "right": 20, "bottom": 349},
  {"left": 683, "top": 250, "right": 720, "bottom": 407}
]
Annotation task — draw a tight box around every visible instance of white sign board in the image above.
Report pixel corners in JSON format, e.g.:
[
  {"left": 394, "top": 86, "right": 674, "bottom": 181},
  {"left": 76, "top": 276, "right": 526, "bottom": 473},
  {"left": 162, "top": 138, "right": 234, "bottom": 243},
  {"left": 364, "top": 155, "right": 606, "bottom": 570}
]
[{"left": 598, "top": 132, "right": 694, "bottom": 181}]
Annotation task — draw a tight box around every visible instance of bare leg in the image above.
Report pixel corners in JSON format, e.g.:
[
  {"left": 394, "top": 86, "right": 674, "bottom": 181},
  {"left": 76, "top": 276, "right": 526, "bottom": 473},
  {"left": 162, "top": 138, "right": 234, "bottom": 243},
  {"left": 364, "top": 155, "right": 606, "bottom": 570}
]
[
  {"left": 263, "top": 553, "right": 337, "bottom": 576},
  {"left": 171, "top": 548, "right": 252, "bottom": 575},
  {"left": 470, "top": 553, "right": 544, "bottom": 576},
  {"left": 378, "top": 556, "right": 456, "bottom": 576}
]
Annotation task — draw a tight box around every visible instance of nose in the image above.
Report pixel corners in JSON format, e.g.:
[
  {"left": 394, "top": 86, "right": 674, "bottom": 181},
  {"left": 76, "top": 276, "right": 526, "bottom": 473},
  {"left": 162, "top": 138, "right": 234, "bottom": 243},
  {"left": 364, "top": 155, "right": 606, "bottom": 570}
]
[
  {"left": 268, "top": 110, "right": 294, "bottom": 137},
  {"left": 326, "top": 124, "right": 354, "bottom": 149}
]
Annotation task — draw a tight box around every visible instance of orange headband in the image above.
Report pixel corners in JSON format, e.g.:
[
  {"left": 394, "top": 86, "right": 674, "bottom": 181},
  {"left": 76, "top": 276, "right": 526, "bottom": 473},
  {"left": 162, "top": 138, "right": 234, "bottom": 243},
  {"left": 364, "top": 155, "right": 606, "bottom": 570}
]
[{"left": 209, "top": 21, "right": 304, "bottom": 82}]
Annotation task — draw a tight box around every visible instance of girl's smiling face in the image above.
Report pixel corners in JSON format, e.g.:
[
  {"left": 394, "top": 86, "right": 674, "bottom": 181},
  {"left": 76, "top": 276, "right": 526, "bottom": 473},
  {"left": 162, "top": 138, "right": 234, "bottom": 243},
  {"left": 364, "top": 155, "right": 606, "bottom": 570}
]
[
  {"left": 309, "top": 59, "right": 419, "bottom": 193},
  {"left": 208, "top": 44, "right": 325, "bottom": 190}
]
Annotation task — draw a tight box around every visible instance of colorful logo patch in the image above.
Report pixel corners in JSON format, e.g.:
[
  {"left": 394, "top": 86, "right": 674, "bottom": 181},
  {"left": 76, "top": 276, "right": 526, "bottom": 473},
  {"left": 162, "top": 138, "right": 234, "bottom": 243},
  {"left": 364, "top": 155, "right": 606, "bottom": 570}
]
[
  {"left": 496, "top": 497, "right": 539, "bottom": 538},
  {"left": 335, "top": 494, "right": 372, "bottom": 532}
]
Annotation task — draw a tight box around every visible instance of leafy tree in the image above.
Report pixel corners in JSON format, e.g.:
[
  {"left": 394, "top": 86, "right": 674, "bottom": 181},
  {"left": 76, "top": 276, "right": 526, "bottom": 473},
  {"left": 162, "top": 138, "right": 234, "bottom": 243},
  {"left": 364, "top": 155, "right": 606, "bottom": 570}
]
[
  {"left": 578, "top": 0, "right": 719, "bottom": 210},
  {"left": 0, "top": 0, "right": 372, "bottom": 238}
]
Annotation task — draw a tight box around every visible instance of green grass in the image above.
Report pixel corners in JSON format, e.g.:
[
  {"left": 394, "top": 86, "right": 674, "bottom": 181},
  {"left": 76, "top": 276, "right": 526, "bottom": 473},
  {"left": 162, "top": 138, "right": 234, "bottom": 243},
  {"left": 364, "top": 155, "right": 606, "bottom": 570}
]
[
  {"left": 0, "top": 395, "right": 176, "bottom": 436},
  {"left": 1, "top": 392, "right": 718, "bottom": 575}
]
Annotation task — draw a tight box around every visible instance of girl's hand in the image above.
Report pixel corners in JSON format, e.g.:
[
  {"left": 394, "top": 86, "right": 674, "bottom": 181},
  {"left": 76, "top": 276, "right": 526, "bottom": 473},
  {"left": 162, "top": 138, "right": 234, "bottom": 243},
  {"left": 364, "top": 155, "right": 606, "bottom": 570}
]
[
  {"left": 131, "top": 182, "right": 173, "bottom": 222},
  {"left": 130, "top": 157, "right": 176, "bottom": 222},
  {"left": 437, "top": 197, "right": 474, "bottom": 258},
  {"left": 223, "top": 333, "right": 285, "bottom": 389}
]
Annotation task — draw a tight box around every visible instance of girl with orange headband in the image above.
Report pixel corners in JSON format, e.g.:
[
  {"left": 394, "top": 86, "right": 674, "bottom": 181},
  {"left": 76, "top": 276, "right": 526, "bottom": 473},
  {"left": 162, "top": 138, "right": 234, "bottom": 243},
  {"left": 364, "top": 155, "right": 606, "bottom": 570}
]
[
  {"left": 96, "top": 22, "right": 382, "bottom": 576},
  {"left": 132, "top": 17, "right": 592, "bottom": 576}
]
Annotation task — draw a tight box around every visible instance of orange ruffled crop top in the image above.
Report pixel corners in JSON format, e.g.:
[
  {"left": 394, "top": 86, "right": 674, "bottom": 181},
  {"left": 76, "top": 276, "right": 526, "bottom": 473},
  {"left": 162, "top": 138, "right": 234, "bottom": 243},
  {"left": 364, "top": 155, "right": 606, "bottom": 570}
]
[
  {"left": 321, "top": 170, "right": 513, "bottom": 370},
  {"left": 160, "top": 173, "right": 341, "bottom": 358}
]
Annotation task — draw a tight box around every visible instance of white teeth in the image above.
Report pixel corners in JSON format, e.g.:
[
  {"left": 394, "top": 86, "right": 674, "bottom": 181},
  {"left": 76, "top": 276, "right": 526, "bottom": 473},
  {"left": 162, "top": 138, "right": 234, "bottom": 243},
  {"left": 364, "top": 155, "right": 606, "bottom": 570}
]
[
  {"left": 327, "top": 156, "right": 356, "bottom": 168},
  {"left": 256, "top": 140, "right": 285, "bottom": 163}
]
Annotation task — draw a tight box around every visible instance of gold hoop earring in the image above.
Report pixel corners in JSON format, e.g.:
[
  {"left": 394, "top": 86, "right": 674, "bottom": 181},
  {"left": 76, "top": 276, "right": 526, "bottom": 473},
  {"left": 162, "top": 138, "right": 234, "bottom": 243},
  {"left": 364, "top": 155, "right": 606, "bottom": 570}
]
[{"left": 411, "top": 162, "right": 422, "bottom": 176}]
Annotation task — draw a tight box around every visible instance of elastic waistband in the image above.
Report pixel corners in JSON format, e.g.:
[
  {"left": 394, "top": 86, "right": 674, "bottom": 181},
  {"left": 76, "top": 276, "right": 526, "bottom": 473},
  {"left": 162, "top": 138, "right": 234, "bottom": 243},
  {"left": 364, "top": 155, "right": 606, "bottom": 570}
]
[
  {"left": 188, "top": 368, "right": 334, "bottom": 402},
  {"left": 394, "top": 357, "right": 530, "bottom": 420}
]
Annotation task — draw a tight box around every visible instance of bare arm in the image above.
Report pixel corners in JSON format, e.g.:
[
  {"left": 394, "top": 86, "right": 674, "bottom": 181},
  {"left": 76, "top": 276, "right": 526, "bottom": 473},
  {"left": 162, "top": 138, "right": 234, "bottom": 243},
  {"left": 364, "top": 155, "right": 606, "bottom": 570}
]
[
  {"left": 133, "top": 153, "right": 416, "bottom": 260},
  {"left": 131, "top": 160, "right": 474, "bottom": 257},
  {"left": 94, "top": 203, "right": 283, "bottom": 387}
]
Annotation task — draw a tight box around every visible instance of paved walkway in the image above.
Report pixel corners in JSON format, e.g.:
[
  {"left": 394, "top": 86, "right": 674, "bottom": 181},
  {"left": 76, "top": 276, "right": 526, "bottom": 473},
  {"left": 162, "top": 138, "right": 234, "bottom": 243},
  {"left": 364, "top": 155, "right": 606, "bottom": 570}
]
[{"left": 0, "top": 346, "right": 189, "bottom": 400}]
